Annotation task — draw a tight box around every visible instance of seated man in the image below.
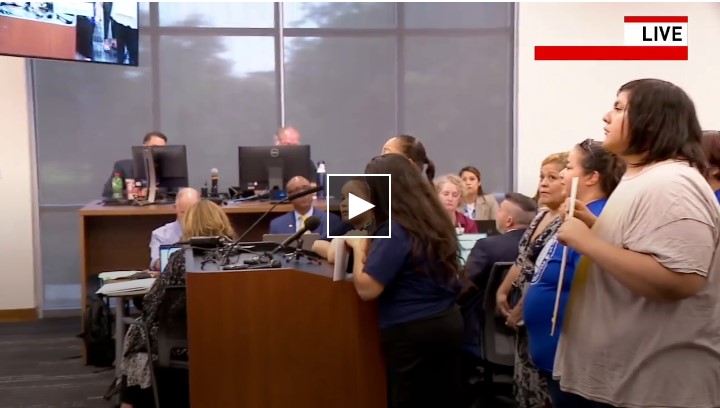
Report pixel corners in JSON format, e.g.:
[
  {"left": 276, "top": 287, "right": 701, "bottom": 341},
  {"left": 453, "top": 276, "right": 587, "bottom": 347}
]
[
  {"left": 102, "top": 131, "right": 167, "bottom": 199},
  {"left": 149, "top": 188, "right": 201, "bottom": 271},
  {"left": 465, "top": 192, "right": 537, "bottom": 293},
  {"left": 269, "top": 176, "right": 340, "bottom": 239}
]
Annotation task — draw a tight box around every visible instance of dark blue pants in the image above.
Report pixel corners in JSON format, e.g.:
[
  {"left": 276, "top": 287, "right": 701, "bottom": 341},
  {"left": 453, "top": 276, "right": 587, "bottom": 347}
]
[{"left": 540, "top": 371, "right": 614, "bottom": 408}]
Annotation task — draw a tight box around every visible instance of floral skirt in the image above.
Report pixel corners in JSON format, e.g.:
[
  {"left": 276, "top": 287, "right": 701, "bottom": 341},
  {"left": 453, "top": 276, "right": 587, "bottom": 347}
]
[{"left": 514, "top": 328, "right": 552, "bottom": 408}]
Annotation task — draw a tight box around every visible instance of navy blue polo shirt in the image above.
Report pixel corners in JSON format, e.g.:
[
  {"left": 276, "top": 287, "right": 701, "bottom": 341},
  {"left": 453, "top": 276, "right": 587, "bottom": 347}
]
[{"left": 364, "top": 220, "right": 460, "bottom": 329}]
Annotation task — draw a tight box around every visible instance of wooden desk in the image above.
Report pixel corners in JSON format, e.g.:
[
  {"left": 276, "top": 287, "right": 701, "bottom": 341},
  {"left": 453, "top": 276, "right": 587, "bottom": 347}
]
[
  {"left": 78, "top": 199, "right": 339, "bottom": 314},
  {"left": 0, "top": 15, "right": 75, "bottom": 60},
  {"left": 185, "top": 252, "right": 387, "bottom": 407}
]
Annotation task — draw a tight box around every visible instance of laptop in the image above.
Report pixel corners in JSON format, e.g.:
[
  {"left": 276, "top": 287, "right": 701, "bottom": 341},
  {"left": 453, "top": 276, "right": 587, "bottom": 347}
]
[
  {"left": 262, "top": 233, "right": 320, "bottom": 252},
  {"left": 475, "top": 220, "right": 499, "bottom": 236},
  {"left": 159, "top": 245, "right": 182, "bottom": 272}
]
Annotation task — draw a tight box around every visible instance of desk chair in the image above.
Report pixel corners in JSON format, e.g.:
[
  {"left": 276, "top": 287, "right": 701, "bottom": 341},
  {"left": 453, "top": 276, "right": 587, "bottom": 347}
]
[
  {"left": 123, "top": 286, "right": 189, "bottom": 408},
  {"left": 480, "top": 262, "right": 515, "bottom": 395}
]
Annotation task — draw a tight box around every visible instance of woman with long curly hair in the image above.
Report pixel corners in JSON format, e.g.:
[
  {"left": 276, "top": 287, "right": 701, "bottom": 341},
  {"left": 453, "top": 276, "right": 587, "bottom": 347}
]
[{"left": 344, "top": 153, "right": 464, "bottom": 408}]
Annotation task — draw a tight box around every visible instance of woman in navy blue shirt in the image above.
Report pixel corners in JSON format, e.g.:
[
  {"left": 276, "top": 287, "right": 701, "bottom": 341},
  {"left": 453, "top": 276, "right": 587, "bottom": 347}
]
[
  {"left": 702, "top": 130, "right": 720, "bottom": 203},
  {"left": 344, "top": 153, "right": 465, "bottom": 408},
  {"left": 523, "top": 139, "right": 625, "bottom": 407}
]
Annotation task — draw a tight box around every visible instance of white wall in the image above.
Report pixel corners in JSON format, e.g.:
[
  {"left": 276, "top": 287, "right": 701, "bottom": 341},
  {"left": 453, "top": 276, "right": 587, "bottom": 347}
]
[
  {"left": 0, "top": 56, "right": 39, "bottom": 312},
  {"left": 516, "top": 2, "right": 720, "bottom": 195}
]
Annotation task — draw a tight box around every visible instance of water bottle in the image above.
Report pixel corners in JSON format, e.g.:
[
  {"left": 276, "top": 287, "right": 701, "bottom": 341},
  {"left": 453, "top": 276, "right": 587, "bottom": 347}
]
[
  {"left": 316, "top": 161, "right": 326, "bottom": 199},
  {"left": 111, "top": 172, "right": 123, "bottom": 200}
]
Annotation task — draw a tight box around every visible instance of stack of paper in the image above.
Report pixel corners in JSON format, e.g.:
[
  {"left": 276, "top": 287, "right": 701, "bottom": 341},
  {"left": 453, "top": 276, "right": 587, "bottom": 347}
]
[
  {"left": 98, "top": 271, "right": 143, "bottom": 281},
  {"left": 333, "top": 239, "right": 351, "bottom": 282},
  {"left": 96, "top": 278, "right": 156, "bottom": 297}
]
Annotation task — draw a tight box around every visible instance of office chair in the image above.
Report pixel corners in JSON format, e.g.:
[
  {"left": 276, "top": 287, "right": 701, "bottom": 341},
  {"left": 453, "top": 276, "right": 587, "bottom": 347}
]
[{"left": 122, "top": 286, "right": 189, "bottom": 408}]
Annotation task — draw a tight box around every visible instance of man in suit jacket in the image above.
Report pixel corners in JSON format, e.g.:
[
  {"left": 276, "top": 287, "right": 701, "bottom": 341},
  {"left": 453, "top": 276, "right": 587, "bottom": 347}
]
[
  {"left": 465, "top": 192, "right": 538, "bottom": 301},
  {"left": 269, "top": 176, "right": 340, "bottom": 239},
  {"left": 459, "top": 192, "right": 537, "bottom": 370},
  {"left": 102, "top": 131, "right": 167, "bottom": 198}
]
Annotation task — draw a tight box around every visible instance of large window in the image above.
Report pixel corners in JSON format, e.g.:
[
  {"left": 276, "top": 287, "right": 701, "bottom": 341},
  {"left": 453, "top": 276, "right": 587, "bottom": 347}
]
[{"left": 32, "top": 2, "right": 516, "bottom": 310}]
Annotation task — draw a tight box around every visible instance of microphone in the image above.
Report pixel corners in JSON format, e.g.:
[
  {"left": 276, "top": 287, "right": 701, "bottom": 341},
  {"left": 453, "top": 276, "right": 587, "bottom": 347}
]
[
  {"left": 177, "top": 236, "right": 231, "bottom": 248},
  {"left": 272, "top": 216, "right": 321, "bottom": 254},
  {"left": 220, "top": 185, "right": 325, "bottom": 265},
  {"left": 285, "top": 185, "right": 322, "bottom": 201},
  {"left": 210, "top": 168, "right": 219, "bottom": 196}
]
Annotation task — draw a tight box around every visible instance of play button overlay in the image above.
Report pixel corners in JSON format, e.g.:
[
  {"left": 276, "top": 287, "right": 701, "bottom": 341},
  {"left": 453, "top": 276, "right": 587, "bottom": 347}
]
[
  {"left": 348, "top": 193, "right": 374, "bottom": 220},
  {"left": 326, "top": 173, "right": 391, "bottom": 239}
]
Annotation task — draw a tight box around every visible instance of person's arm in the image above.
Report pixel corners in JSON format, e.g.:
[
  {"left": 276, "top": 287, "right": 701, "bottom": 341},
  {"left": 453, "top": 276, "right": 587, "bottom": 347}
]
[
  {"left": 351, "top": 249, "right": 384, "bottom": 301},
  {"left": 312, "top": 240, "right": 330, "bottom": 259},
  {"left": 346, "top": 226, "right": 407, "bottom": 301},
  {"left": 488, "top": 194, "right": 500, "bottom": 220},
  {"left": 560, "top": 217, "right": 713, "bottom": 302},
  {"left": 496, "top": 264, "right": 521, "bottom": 316},
  {"left": 465, "top": 240, "right": 491, "bottom": 284},
  {"left": 149, "top": 230, "right": 162, "bottom": 271}
]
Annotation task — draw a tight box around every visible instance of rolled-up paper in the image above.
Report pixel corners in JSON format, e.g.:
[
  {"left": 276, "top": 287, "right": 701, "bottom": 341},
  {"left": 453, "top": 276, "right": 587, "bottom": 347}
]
[{"left": 551, "top": 176, "right": 579, "bottom": 336}]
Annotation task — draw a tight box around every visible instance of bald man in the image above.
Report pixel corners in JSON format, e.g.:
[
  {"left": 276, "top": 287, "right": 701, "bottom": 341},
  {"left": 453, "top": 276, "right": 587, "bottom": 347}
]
[
  {"left": 268, "top": 176, "right": 341, "bottom": 239},
  {"left": 149, "top": 187, "right": 201, "bottom": 271},
  {"left": 274, "top": 126, "right": 318, "bottom": 181}
]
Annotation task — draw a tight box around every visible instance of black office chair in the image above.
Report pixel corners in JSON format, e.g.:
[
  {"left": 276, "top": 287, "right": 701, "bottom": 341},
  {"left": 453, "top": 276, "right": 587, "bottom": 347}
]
[
  {"left": 480, "top": 262, "right": 516, "bottom": 395},
  {"left": 123, "top": 285, "right": 189, "bottom": 408}
]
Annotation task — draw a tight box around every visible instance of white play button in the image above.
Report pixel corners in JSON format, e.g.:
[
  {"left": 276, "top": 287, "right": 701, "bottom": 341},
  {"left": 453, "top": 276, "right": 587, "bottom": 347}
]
[{"left": 347, "top": 193, "right": 375, "bottom": 220}]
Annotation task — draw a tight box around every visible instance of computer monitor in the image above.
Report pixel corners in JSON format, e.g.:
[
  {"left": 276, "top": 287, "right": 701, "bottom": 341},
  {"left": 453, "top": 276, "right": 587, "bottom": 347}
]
[
  {"left": 131, "top": 145, "right": 189, "bottom": 200},
  {"left": 238, "top": 145, "right": 313, "bottom": 192}
]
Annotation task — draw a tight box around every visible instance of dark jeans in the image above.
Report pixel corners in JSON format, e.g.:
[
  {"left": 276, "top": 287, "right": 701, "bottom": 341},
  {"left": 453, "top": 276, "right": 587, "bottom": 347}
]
[
  {"left": 112, "top": 19, "right": 138, "bottom": 65},
  {"left": 540, "top": 371, "right": 614, "bottom": 408},
  {"left": 102, "top": 2, "right": 113, "bottom": 39},
  {"left": 381, "top": 306, "right": 464, "bottom": 408}
]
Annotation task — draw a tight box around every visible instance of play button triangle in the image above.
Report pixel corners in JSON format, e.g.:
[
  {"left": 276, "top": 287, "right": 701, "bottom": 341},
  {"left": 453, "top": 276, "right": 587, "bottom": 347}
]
[{"left": 348, "top": 193, "right": 375, "bottom": 220}]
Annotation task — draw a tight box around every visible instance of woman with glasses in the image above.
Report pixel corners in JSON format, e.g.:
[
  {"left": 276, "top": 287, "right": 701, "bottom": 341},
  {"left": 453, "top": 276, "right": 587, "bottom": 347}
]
[{"left": 522, "top": 139, "right": 625, "bottom": 407}]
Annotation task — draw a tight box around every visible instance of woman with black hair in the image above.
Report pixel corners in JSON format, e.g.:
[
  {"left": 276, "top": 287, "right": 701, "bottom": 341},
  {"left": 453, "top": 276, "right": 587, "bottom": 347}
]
[
  {"left": 458, "top": 166, "right": 499, "bottom": 220},
  {"left": 343, "top": 153, "right": 464, "bottom": 408},
  {"left": 381, "top": 135, "right": 436, "bottom": 182},
  {"left": 555, "top": 79, "right": 720, "bottom": 408},
  {"left": 702, "top": 130, "right": 720, "bottom": 203}
]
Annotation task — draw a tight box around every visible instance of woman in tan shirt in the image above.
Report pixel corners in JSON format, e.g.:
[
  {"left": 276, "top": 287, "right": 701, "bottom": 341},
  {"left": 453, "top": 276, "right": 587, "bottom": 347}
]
[{"left": 458, "top": 166, "right": 499, "bottom": 220}]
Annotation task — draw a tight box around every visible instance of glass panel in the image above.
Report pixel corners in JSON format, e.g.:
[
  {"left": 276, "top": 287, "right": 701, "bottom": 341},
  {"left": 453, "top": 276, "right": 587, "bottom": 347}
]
[
  {"left": 284, "top": 37, "right": 396, "bottom": 175},
  {"left": 404, "top": 2, "right": 512, "bottom": 29},
  {"left": 403, "top": 35, "right": 513, "bottom": 192},
  {"left": 158, "top": 2, "right": 274, "bottom": 28},
  {"left": 139, "top": 1, "right": 150, "bottom": 27},
  {"left": 158, "top": 36, "right": 276, "bottom": 189},
  {"left": 40, "top": 209, "right": 81, "bottom": 310},
  {"left": 33, "top": 35, "right": 154, "bottom": 205},
  {"left": 283, "top": 2, "right": 396, "bottom": 29}
]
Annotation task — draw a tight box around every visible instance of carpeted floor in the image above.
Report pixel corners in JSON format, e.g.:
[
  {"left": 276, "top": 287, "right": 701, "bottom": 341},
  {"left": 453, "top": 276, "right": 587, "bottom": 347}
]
[{"left": 0, "top": 317, "right": 115, "bottom": 408}]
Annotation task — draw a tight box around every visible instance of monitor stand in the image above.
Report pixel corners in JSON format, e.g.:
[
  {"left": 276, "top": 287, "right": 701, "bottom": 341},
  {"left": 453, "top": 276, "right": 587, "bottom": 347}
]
[
  {"left": 134, "top": 148, "right": 160, "bottom": 206},
  {"left": 268, "top": 166, "right": 283, "bottom": 192}
]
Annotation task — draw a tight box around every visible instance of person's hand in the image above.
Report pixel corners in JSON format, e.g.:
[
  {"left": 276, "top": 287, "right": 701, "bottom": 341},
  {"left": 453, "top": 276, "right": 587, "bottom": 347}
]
[
  {"left": 505, "top": 306, "right": 523, "bottom": 330},
  {"left": 148, "top": 271, "right": 159, "bottom": 278},
  {"left": 344, "top": 237, "right": 367, "bottom": 252},
  {"left": 557, "top": 217, "right": 594, "bottom": 253},
  {"left": 559, "top": 198, "right": 596, "bottom": 228},
  {"left": 496, "top": 292, "right": 511, "bottom": 318}
]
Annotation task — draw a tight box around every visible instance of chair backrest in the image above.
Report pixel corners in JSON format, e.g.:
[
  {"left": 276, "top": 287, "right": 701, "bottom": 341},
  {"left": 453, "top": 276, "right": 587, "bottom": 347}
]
[
  {"left": 156, "top": 285, "right": 189, "bottom": 368},
  {"left": 481, "top": 262, "right": 516, "bottom": 367}
]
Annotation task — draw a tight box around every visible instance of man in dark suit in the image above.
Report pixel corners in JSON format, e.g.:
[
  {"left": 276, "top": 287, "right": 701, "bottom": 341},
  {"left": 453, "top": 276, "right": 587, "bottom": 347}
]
[
  {"left": 465, "top": 192, "right": 538, "bottom": 304},
  {"left": 101, "top": 131, "right": 167, "bottom": 198},
  {"left": 269, "top": 176, "right": 341, "bottom": 239},
  {"left": 459, "top": 192, "right": 537, "bottom": 392}
]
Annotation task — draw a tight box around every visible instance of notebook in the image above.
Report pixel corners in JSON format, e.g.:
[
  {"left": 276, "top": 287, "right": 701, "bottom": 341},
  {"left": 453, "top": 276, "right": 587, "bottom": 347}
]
[{"left": 159, "top": 245, "right": 182, "bottom": 272}]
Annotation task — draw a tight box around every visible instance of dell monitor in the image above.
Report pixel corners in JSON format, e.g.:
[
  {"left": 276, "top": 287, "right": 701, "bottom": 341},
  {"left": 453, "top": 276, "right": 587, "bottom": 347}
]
[
  {"left": 132, "top": 145, "right": 189, "bottom": 201},
  {"left": 238, "top": 145, "right": 314, "bottom": 193}
]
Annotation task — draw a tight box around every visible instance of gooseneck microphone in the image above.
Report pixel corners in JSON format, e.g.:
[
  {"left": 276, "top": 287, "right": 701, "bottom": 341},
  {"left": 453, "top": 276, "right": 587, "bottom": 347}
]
[
  {"left": 210, "top": 168, "right": 219, "bottom": 196},
  {"left": 220, "top": 185, "right": 325, "bottom": 265},
  {"left": 271, "top": 216, "right": 321, "bottom": 254}
]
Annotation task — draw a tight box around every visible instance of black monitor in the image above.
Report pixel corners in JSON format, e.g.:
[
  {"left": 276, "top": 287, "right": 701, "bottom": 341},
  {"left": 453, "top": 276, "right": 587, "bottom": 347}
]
[
  {"left": 238, "top": 145, "right": 313, "bottom": 192},
  {"left": 131, "top": 145, "right": 189, "bottom": 201}
]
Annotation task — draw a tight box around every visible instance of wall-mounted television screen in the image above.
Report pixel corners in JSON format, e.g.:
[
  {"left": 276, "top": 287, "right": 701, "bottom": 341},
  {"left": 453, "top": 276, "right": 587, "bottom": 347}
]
[{"left": 0, "top": 2, "right": 139, "bottom": 66}]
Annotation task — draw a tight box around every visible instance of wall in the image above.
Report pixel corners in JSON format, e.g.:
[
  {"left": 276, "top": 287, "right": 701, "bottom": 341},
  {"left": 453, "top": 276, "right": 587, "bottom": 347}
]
[
  {"left": 0, "top": 56, "right": 39, "bottom": 316},
  {"left": 516, "top": 2, "right": 720, "bottom": 195}
]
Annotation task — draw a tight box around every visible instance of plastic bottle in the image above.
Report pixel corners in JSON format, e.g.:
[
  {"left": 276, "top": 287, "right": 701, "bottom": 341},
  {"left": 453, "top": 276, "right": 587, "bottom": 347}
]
[
  {"left": 111, "top": 172, "right": 123, "bottom": 200},
  {"left": 316, "top": 161, "right": 326, "bottom": 199}
]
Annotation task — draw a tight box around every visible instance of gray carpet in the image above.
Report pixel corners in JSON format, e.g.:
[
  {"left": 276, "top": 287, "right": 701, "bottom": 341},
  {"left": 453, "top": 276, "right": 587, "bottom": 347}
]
[{"left": 0, "top": 317, "right": 115, "bottom": 408}]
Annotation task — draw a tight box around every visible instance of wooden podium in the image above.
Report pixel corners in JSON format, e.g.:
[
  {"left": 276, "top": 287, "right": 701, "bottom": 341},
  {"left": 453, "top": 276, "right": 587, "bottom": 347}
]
[{"left": 185, "top": 250, "right": 387, "bottom": 408}]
